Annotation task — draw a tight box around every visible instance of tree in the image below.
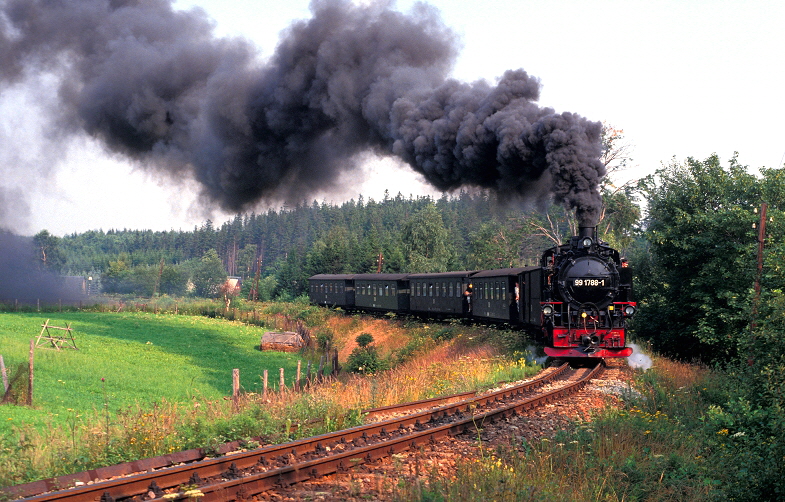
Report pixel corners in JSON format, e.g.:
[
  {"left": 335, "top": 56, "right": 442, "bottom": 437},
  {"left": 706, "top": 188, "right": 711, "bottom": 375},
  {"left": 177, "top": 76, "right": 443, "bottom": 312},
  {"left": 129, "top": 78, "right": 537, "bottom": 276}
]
[
  {"left": 466, "top": 221, "right": 525, "bottom": 269},
  {"left": 634, "top": 154, "right": 761, "bottom": 362},
  {"left": 191, "top": 250, "right": 227, "bottom": 298},
  {"left": 401, "top": 203, "right": 452, "bottom": 272},
  {"left": 597, "top": 185, "right": 641, "bottom": 252},
  {"left": 33, "top": 230, "right": 64, "bottom": 271},
  {"left": 102, "top": 257, "right": 132, "bottom": 294},
  {"left": 159, "top": 264, "right": 189, "bottom": 296},
  {"left": 305, "top": 226, "right": 355, "bottom": 274}
]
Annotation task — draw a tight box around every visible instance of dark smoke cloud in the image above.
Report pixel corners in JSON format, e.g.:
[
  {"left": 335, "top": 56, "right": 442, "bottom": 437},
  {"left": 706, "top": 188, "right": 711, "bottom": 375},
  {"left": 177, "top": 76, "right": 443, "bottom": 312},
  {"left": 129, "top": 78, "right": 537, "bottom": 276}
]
[
  {"left": 0, "top": 0, "right": 605, "bottom": 226},
  {"left": 0, "top": 230, "right": 84, "bottom": 304}
]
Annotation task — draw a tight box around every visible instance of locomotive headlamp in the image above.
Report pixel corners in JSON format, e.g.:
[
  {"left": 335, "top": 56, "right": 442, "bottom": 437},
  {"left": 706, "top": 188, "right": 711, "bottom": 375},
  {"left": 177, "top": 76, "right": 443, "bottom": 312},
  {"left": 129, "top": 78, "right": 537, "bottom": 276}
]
[
  {"left": 581, "top": 312, "right": 587, "bottom": 318},
  {"left": 624, "top": 305, "right": 636, "bottom": 316},
  {"left": 581, "top": 237, "right": 592, "bottom": 248},
  {"left": 542, "top": 305, "right": 554, "bottom": 316}
]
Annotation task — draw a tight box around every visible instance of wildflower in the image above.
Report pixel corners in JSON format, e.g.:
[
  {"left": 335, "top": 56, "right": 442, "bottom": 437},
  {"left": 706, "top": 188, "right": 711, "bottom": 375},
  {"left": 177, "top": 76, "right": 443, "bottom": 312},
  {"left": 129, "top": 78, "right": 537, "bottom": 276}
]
[{"left": 718, "top": 429, "right": 729, "bottom": 435}]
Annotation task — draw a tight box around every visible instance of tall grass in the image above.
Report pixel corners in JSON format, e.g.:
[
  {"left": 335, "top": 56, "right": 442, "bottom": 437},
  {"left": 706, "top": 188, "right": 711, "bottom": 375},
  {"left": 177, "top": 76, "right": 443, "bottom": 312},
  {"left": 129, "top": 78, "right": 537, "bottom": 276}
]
[
  {"left": 0, "top": 305, "right": 540, "bottom": 488},
  {"left": 392, "top": 356, "right": 727, "bottom": 501}
]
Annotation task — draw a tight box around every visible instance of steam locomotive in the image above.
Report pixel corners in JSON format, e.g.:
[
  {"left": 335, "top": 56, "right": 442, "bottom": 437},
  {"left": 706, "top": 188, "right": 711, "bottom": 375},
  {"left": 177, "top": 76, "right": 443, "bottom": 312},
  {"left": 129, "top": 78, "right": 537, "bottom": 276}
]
[{"left": 308, "top": 227, "right": 635, "bottom": 359}]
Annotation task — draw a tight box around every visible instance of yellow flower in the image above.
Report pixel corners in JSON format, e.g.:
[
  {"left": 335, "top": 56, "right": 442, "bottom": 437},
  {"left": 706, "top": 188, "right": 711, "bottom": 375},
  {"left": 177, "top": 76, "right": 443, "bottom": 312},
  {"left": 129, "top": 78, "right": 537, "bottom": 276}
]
[{"left": 718, "top": 429, "right": 729, "bottom": 435}]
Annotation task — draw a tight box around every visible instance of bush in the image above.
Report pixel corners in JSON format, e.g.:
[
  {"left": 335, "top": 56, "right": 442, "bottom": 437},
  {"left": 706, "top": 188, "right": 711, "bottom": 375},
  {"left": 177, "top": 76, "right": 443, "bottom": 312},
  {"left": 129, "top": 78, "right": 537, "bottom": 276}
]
[{"left": 345, "top": 334, "right": 387, "bottom": 374}]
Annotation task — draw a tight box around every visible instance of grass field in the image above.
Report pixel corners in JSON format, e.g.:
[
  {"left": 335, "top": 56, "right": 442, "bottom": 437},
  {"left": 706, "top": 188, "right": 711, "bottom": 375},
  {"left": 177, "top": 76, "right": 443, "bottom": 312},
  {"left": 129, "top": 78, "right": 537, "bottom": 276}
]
[
  {"left": 0, "top": 312, "right": 300, "bottom": 436},
  {"left": 0, "top": 306, "right": 547, "bottom": 487}
]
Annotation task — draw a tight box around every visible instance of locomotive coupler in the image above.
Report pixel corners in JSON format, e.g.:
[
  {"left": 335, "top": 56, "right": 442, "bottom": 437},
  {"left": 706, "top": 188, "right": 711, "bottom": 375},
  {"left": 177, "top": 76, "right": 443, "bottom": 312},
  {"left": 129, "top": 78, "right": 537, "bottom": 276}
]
[{"left": 581, "top": 334, "right": 600, "bottom": 347}]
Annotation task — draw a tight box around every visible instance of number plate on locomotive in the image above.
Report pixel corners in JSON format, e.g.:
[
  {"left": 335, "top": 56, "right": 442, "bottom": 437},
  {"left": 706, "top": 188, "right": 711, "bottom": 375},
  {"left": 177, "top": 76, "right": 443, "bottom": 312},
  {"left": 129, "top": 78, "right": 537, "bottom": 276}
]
[{"left": 573, "top": 277, "right": 609, "bottom": 287}]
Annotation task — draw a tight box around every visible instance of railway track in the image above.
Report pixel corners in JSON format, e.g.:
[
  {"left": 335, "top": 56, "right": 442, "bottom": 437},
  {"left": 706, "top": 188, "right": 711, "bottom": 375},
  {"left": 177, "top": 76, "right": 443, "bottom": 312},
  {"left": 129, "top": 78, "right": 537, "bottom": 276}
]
[{"left": 11, "top": 363, "right": 602, "bottom": 502}]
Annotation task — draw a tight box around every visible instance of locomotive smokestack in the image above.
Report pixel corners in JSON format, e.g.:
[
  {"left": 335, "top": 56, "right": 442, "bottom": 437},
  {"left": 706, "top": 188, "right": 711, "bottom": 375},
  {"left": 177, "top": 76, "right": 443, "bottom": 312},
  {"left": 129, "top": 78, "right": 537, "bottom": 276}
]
[
  {"left": 0, "top": 0, "right": 605, "bottom": 223},
  {"left": 579, "top": 226, "right": 597, "bottom": 241}
]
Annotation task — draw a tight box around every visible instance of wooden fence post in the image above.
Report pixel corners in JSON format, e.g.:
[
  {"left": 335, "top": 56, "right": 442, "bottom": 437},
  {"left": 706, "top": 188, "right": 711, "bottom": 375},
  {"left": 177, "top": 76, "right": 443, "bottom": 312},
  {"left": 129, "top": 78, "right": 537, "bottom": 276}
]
[
  {"left": 296, "top": 360, "right": 302, "bottom": 391},
  {"left": 28, "top": 340, "right": 34, "bottom": 406},
  {"left": 232, "top": 368, "right": 240, "bottom": 408},
  {"left": 306, "top": 361, "right": 312, "bottom": 386},
  {"left": 279, "top": 367, "right": 285, "bottom": 392},
  {"left": 317, "top": 356, "right": 325, "bottom": 383},
  {"left": 263, "top": 369, "right": 268, "bottom": 399},
  {"left": 0, "top": 355, "right": 8, "bottom": 394}
]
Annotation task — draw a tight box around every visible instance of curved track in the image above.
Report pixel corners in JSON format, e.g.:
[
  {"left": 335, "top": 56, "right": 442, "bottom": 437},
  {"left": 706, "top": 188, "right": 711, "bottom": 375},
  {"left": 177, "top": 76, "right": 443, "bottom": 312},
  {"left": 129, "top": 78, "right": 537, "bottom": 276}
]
[{"left": 14, "top": 363, "right": 602, "bottom": 502}]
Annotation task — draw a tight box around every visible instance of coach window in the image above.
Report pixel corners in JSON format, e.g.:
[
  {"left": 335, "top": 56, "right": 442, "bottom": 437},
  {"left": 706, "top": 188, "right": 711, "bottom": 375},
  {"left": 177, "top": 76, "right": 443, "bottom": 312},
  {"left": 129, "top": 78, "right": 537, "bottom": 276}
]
[
  {"left": 485, "top": 283, "right": 490, "bottom": 300},
  {"left": 385, "top": 285, "right": 389, "bottom": 296},
  {"left": 429, "top": 284, "right": 433, "bottom": 297},
  {"left": 448, "top": 282, "right": 453, "bottom": 297}
]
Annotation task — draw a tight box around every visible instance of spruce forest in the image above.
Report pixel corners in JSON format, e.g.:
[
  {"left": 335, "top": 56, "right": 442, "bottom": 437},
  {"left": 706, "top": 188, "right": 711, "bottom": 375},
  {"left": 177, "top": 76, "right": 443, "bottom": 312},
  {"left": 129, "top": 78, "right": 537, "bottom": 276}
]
[{"left": 53, "top": 189, "right": 640, "bottom": 301}]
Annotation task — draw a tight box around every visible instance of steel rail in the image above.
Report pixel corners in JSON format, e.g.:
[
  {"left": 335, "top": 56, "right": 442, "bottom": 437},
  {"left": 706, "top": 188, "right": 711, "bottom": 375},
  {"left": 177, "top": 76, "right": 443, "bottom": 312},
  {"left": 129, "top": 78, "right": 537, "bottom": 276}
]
[
  {"left": 151, "top": 363, "right": 604, "bottom": 501},
  {"left": 13, "top": 364, "right": 571, "bottom": 502}
]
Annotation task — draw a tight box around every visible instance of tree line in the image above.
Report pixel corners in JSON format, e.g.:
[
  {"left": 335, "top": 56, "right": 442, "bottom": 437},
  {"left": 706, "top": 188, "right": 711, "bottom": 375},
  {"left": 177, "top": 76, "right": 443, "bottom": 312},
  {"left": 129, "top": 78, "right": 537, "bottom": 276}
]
[{"left": 35, "top": 189, "right": 636, "bottom": 301}]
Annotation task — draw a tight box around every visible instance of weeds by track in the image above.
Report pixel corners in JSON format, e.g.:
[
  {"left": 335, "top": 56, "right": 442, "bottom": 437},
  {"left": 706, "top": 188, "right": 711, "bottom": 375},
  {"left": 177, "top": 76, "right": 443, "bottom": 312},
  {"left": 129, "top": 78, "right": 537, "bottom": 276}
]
[{"left": 10, "top": 363, "right": 603, "bottom": 502}]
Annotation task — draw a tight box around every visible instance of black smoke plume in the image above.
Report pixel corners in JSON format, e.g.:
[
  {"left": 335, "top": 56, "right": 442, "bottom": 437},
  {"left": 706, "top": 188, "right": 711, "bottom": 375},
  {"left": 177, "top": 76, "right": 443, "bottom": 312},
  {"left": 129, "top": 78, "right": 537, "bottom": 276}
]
[
  {"left": 0, "top": 230, "right": 84, "bottom": 305},
  {"left": 0, "top": 0, "right": 605, "bottom": 226}
]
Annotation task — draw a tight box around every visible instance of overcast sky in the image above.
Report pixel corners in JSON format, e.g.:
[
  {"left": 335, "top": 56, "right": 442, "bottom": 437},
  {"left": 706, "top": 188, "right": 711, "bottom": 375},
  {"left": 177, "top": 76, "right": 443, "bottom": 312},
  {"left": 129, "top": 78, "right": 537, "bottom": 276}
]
[{"left": 1, "top": 0, "right": 783, "bottom": 236}]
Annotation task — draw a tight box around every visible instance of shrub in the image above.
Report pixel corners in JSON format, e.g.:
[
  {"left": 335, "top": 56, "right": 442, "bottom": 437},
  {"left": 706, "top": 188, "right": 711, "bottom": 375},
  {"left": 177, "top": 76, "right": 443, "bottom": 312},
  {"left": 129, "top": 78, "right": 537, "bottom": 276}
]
[{"left": 346, "top": 334, "right": 387, "bottom": 374}]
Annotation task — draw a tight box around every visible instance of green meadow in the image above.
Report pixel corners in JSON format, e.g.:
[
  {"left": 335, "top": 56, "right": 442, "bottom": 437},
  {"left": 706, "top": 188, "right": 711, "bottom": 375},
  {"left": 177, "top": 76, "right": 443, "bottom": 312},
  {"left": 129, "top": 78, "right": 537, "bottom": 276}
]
[{"left": 0, "top": 312, "right": 300, "bottom": 436}]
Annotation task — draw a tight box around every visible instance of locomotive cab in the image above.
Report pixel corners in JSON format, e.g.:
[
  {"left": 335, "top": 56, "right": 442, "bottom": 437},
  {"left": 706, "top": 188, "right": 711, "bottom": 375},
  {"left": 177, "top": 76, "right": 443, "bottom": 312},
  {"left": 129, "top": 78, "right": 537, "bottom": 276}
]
[{"left": 541, "top": 227, "right": 635, "bottom": 359}]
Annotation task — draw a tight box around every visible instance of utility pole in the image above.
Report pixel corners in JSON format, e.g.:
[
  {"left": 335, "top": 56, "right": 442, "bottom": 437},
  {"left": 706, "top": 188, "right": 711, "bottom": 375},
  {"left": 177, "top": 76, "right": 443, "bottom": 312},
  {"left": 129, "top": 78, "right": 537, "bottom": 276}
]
[{"left": 749, "top": 203, "right": 768, "bottom": 365}]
